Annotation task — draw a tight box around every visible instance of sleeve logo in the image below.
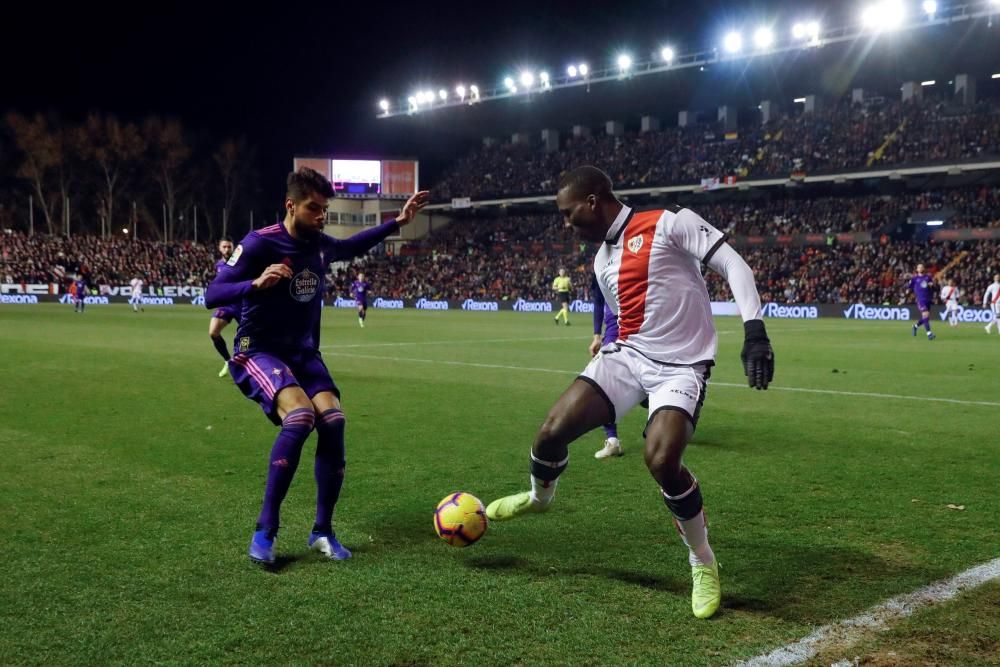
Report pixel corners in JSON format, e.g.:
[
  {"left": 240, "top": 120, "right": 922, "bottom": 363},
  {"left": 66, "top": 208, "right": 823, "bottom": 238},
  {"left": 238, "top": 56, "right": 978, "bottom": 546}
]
[{"left": 227, "top": 244, "right": 243, "bottom": 266}]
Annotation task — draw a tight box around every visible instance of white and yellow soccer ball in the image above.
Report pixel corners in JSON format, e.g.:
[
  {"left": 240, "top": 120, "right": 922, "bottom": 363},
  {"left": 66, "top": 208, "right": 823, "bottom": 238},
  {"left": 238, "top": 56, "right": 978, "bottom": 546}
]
[{"left": 433, "top": 492, "right": 488, "bottom": 547}]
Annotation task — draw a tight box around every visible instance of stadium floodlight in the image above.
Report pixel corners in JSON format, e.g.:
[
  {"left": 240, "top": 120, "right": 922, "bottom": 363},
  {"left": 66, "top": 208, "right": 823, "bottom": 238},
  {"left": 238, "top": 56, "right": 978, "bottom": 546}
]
[
  {"left": 520, "top": 71, "right": 534, "bottom": 88},
  {"left": 806, "top": 21, "right": 821, "bottom": 41},
  {"left": 567, "top": 64, "right": 578, "bottom": 77},
  {"left": 438, "top": 89, "right": 448, "bottom": 101},
  {"left": 925, "top": 220, "right": 944, "bottom": 226},
  {"left": 723, "top": 31, "right": 742, "bottom": 53},
  {"left": 617, "top": 54, "right": 632, "bottom": 71},
  {"left": 862, "top": 1, "right": 906, "bottom": 30},
  {"left": 122, "top": 227, "right": 129, "bottom": 234},
  {"left": 921, "top": 80, "right": 936, "bottom": 86},
  {"left": 503, "top": 76, "right": 516, "bottom": 91},
  {"left": 424, "top": 90, "right": 435, "bottom": 103},
  {"left": 469, "top": 84, "right": 480, "bottom": 101},
  {"left": 378, "top": 99, "right": 390, "bottom": 112},
  {"left": 407, "top": 95, "right": 418, "bottom": 110},
  {"left": 660, "top": 46, "right": 674, "bottom": 62},
  {"left": 539, "top": 71, "right": 550, "bottom": 89},
  {"left": 753, "top": 27, "right": 774, "bottom": 49},
  {"left": 922, "top": 0, "right": 937, "bottom": 16},
  {"left": 794, "top": 96, "right": 807, "bottom": 103},
  {"left": 792, "top": 22, "right": 806, "bottom": 39},
  {"left": 456, "top": 85, "right": 466, "bottom": 99},
  {"left": 578, "top": 63, "right": 589, "bottom": 76}
]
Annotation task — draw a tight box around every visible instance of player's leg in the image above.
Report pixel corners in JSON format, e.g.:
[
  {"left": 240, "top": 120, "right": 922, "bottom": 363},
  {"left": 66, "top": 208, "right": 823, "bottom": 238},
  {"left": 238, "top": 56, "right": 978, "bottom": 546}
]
[
  {"left": 921, "top": 308, "right": 934, "bottom": 338},
  {"left": 561, "top": 297, "right": 571, "bottom": 324},
  {"left": 230, "top": 352, "right": 315, "bottom": 563},
  {"left": 208, "top": 314, "right": 232, "bottom": 376},
  {"left": 644, "top": 365, "right": 720, "bottom": 619},
  {"left": 487, "top": 349, "right": 643, "bottom": 520},
  {"left": 595, "top": 422, "right": 623, "bottom": 459},
  {"left": 296, "top": 352, "right": 351, "bottom": 559},
  {"left": 357, "top": 304, "right": 366, "bottom": 328}
]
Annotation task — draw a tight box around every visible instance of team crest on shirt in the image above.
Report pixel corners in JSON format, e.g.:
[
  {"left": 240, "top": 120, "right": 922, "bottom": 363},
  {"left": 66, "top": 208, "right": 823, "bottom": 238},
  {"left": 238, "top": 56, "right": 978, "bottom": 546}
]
[
  {"left": 239, "top": 336, "right": 250, "bottom": 352},
  {"left": 226, "top": 244, "right": 243, "bottom": 266},
  {"left": 289, "top": 269, "right": 320, "bottom": 303},
  {"left": 627, "top": 235, "right": 644, "bottom": 254}
]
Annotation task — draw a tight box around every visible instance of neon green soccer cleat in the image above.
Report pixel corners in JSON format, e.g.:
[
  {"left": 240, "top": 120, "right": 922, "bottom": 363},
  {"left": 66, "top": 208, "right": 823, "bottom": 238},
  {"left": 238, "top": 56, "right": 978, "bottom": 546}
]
[
  {"left": 485, "top": 492, "right": 549, "bottom": 521},
  {"left": 691, "top": 561, "right": 721, "bottom": 619},
  {"left": 218, "top": 362, "right": 230, "bottom": 378}
]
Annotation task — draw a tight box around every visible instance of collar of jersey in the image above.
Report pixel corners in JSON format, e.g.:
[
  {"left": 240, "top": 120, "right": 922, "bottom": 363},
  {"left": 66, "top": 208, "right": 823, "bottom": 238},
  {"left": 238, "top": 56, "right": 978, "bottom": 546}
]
[{"left": 605, "top": 205, "right": 634, "bottom": 245}]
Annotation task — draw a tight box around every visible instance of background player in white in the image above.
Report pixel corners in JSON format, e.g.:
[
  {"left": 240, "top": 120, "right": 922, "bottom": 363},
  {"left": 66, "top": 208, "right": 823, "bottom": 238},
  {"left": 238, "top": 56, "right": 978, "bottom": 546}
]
[
  {"left": 486, "top": 166, "right": 774, "bottom": 620},
  {"left": 983, "top": 274, "right": 1000, "bottom": 334},
  {"left": 129, "top": 275, "right": 145, "bottom": 313},
  {"left": 940, "top": 279, "right": 961, "bottom": 328}
]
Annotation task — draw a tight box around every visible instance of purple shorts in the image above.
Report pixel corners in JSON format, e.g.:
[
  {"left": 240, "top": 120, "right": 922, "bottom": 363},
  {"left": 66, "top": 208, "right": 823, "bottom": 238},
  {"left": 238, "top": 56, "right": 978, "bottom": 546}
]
[
  {"left": 917, "top": 302, "right": 930, "bottom": 313},
  {"left": 212, "top": 306, "right": 239, "bottom": 322},
  {"left": 229, "top": 349, "right": 339, "bottom": 425}
]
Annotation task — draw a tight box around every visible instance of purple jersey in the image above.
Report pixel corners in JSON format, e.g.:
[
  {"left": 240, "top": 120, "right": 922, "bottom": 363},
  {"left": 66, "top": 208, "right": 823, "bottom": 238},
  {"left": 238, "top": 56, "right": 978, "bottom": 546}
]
[
  {"left": 592, "top": 274, "right": 619, "bottom": 344},
  {"left": 351, "top": 280, "right": 370, "bottom": 303},
  {"left": 206, "top": 221, "right": 398, "bottom": 353},
  {"left": 73, "top": 279, "right": 87, "bottom": 298},
  {"left": 910, "top": 274, "right": 932, "bottom": 306}
]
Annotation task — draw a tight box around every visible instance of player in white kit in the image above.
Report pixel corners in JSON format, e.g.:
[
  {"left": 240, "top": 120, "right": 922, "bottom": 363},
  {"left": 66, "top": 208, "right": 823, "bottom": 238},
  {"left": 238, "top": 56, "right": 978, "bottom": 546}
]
[
  {"left": 129, "top": 275, "right": 145, "bottom": 313},
  {"left": 940, "top": 279, "right": 961, "bottom": 327},
  {"left": 983, "top": 274, "right": 1000, "bottom": 334},
  {"left": 486, "top": 166, "right": 774, "bottom": 620}
]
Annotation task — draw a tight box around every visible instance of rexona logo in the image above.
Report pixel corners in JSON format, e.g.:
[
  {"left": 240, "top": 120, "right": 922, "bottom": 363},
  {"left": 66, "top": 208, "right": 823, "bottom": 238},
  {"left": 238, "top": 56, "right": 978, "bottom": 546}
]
[
  {"left": 141, "top": 296, "right": 174, "bottom": 306},
  {"left": 842, "top": 303, "right": 911, "bottom": 320},
  {"left": 415, "top": 298, "right": 449, "bottom": 310},
  {"left": 332, "top": 297, "right": 357, "bottom": 308},
  {"left": 190, "top": 295, "right": 206, "bottom": 306},
  {"left": 512, "top": 299, "right": 553, "bottom": 313},
  {"left": 762, "top": 303, "right": 818, "bottom": 319},
  {"left": 939, "top": 306, "right": 995, "bottom": 323},
  {"left": 569, "top": 300, "right": 595, "bottom": 314},
  {"left": 0, "top": 294, "right": 39, "bottom": 304},
  {"left": 59, "top": 294, "right": 110, "bottom": 305},
  {"left": 461, "top": 299, "right": 498, "bottom": 311},
  {"left": 372, "top": 297, "right": 404, "bottom": 309}
]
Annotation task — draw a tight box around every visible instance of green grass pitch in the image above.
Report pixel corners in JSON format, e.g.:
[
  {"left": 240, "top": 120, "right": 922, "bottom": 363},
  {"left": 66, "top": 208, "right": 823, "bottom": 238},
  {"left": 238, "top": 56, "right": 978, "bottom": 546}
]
[{"left": 1, "top": 305, "right": 997, "bottom": 665}]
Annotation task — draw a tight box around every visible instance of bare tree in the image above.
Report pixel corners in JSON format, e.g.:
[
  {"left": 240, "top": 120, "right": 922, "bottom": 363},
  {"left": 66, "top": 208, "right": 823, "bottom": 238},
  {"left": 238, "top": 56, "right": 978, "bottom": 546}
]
[
  {"left": 214, "top": 137, "right": 256, "bottom": 239},
  {"left": 6, "top": 113, "right": 61, "bottom": 233},
  {"left": 145, "top": 117, "right": 191, "bottom": 241},
  {"left": 86, "top": 114, "right": 145, "bottom": 238}
]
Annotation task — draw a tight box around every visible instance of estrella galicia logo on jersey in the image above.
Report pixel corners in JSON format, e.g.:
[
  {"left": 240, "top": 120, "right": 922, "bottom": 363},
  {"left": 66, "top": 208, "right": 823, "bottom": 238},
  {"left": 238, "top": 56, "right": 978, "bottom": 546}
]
[
  {"left": 627, "top": 235, "right": 644, "bottom": 254},
  {"left": 226, "top": 244, "right": 243, "bottom": 266},
  {"left": 289, "top": 269, "right": 320, "bottom": 303},
  {"left": 239, "top": 336, "right": 250, "bottom": 352}
]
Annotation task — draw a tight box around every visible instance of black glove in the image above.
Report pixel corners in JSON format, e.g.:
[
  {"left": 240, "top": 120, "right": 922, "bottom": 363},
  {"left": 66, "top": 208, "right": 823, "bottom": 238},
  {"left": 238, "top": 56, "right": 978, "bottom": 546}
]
[{"left": 741, "top": 319, "right": 774, "bottom": 390}]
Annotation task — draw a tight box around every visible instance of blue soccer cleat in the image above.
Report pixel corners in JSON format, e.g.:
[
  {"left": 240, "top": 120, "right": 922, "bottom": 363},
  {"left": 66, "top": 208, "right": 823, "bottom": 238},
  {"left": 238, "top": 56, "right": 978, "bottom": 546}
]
[
  {"left": 928, "top": 332, "right": 936, "bottom": 340},
  {"left": 308, "top": 530, "right": 352, "bottom": 560},
  {"left": 249, "top": 528, "right": 276, "bottom": 565}
]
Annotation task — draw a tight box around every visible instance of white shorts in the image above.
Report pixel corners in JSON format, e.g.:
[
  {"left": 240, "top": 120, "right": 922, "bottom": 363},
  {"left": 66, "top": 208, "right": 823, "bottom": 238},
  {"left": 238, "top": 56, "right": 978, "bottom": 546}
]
[
  {"left": 945, "top": 303, "right": 960, "bottom": 312},
  {"left": 579, "top": 343, "right": 710, "bottom": 430},
  {"left": 129, "top": 294, "right": 143, "bottom": 304}
]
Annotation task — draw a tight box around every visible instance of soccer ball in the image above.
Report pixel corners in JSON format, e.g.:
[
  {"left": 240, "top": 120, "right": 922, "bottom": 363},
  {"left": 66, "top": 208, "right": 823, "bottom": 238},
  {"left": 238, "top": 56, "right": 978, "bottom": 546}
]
[{"left": 433, "top": 492, "right": 488, "bottom": 547}]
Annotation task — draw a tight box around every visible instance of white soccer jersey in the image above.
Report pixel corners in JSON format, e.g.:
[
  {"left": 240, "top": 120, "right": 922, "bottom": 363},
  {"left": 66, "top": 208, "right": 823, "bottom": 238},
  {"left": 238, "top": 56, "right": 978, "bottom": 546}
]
[
  {"left": 594, "top": 206, "right": 753, "bottom": 366},
  {"left": 130, "top": 278, "right": 144, "bottom": 299},
  {"left": 984, "top": 282, "right": 1000, "bottom": 313},
  {"left": 940, "top": 285, "right": 960, "bottom": 308}
]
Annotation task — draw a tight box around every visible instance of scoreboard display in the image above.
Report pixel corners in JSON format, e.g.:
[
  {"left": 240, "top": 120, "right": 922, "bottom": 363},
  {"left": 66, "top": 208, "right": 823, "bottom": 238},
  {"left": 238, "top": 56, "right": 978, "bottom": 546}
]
[{"left": 292, "top": 157, "right": 418, "bottom": 199}]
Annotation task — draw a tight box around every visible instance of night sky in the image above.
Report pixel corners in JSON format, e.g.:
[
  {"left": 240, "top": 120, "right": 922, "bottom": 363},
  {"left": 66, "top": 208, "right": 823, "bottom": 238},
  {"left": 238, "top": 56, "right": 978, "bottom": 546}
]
[{"left": 0, "top": 0, "right": 917, "bottom": 200}]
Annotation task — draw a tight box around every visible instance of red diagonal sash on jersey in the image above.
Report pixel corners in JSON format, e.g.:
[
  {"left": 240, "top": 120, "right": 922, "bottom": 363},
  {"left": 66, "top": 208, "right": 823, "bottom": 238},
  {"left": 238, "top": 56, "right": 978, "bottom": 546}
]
[
  {"left": 617, "top": 211, "right": 662, "bottom": 342},
  {"left": 945, "top": 287, "right": 955, "bottom": 301}
]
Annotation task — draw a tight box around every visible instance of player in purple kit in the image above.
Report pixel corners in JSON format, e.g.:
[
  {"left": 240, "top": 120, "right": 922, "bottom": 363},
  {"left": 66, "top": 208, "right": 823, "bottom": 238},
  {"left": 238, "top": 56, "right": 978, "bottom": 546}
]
[
  {"left": 589, "top": 273, "right": 623, "bottom": 459},
  {"left": 209, "top": 238, "right": 240, "bottom": 377},
  {"left": 351, "top": 272, "right": 371, "bottom": 328},
  {"left": 72, "top": 274, "right": 88, "bottom": 313},
  {"left": 206, "top": 167, "right": 429, "bottom": 565},
  {"left": 909, "top": 263, "right": 936, "bottom": 340}
]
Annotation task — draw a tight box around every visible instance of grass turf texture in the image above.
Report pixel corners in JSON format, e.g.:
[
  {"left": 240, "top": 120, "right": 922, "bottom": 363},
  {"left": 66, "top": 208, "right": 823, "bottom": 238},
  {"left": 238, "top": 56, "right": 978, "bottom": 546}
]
[{"left": 1, "top": 305, "right": 998, "bottom": 666}]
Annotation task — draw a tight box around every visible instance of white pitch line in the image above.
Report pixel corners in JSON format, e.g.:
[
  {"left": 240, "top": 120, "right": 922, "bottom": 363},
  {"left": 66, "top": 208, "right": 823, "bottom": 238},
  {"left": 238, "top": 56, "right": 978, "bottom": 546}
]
[
  {"left": 323, "top": 351, "right": 1000, "bottom": 408},
  {"left": 322, "top": 335, "right": 584, "bottom": 350},
  {"left": 735, "top": 557, "right": 1000, "bottom": 667}
]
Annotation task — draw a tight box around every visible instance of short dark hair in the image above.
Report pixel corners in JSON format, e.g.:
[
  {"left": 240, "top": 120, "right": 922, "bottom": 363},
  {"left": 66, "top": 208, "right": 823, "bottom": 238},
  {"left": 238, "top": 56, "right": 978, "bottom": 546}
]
[
  {"left": 219, "top": 236, "right": 233, "bottom": 243},
  {"left": 287, "top": 167, "right": 335, "bottom": 202},
  {"left": 557, "top": 165, "right": 614, "bottom": 201}
]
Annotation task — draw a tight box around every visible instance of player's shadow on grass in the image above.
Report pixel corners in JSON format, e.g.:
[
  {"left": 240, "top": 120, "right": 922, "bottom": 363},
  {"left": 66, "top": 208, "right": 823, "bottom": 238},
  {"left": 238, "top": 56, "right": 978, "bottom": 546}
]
[
  {"left": 720, "top": 540, "right": 944, "bottom": 623},
  {"left": 259, "top": 554, "right": 300, "bottom": 574},
  {"left": 465, "top": 556, "right": 687, "bottom": 595}
]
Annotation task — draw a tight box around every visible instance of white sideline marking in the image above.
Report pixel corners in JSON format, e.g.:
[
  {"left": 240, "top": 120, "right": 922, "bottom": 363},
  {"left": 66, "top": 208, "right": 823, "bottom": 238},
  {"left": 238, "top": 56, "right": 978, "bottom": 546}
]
[
  {"left": 323, "top": 335, "right": 582, "bottom": 349},
  {"left": 735, "top": 557, "right": 1000, "bottom": 667},
  {"left": 322, "top": 352, "right": 1000, "bottom": 408}
]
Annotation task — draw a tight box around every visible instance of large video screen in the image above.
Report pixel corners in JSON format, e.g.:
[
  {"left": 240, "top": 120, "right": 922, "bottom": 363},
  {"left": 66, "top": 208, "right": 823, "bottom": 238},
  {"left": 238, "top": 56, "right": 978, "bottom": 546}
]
[
  {"left": 330, "top": 159, "right": 381, "bottom": 195},
  {"left": 292, "top": 156, "right": 418, "bottom": 199}
]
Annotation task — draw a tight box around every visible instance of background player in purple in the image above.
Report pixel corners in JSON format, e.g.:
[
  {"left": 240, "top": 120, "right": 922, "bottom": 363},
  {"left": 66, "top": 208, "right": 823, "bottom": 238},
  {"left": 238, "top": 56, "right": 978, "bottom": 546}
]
[
  {"left": 351, "top": 272, "right": 371, "bottom": 328},
  {"left": 909, "top": 263, "right": 936, "bottom": 340},
  {"left": 206, "top": 167, "right": 429, "bottom": 565},
  {"left": 208, "top": 238, "right": 239, "bottom": 377},
  {"left": 589, "top": 272, "right": 622, "bottom": 459},
  {"left": 72, "top": 274, "right": 88, "bottom": 313}
]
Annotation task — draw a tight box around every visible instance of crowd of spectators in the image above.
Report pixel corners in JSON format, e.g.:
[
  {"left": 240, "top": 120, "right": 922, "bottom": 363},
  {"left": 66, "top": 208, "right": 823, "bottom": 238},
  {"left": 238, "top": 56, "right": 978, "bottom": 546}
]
[{"left": 433, "top": 95, "right": 1000, "bottom": 201}]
